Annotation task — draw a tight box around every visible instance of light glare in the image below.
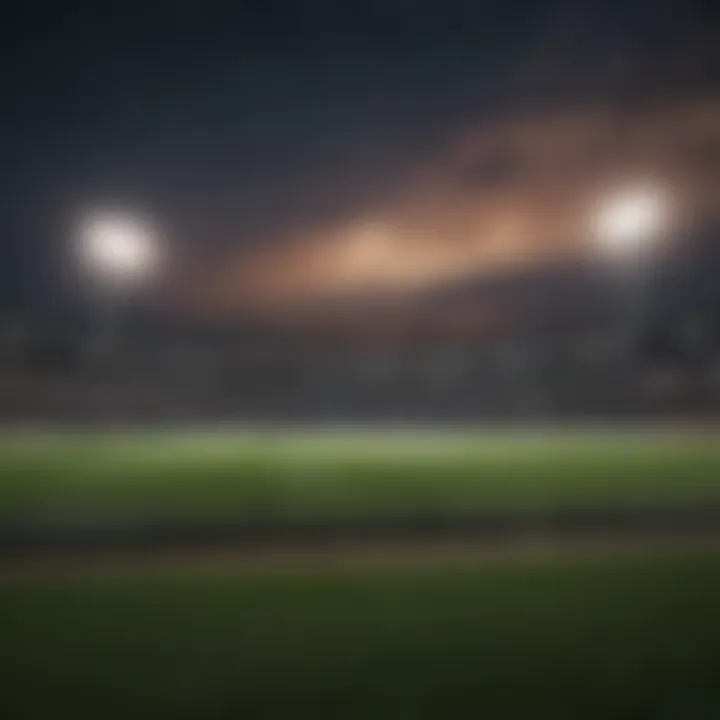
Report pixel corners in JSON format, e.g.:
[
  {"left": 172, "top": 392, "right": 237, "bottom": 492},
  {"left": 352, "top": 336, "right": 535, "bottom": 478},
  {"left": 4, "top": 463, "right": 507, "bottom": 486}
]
[
  {"left": 79, "top": 214, "right": 159, "bottom": 286},
  {"left": 592, "top": 185, "right": 669, "bottom": 256}
]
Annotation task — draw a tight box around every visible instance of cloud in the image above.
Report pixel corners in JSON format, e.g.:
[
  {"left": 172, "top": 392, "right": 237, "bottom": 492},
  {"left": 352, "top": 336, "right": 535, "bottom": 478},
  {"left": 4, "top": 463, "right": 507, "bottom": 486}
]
[{"left": 180, "top": 94, "right": 720, "bottom": 318}]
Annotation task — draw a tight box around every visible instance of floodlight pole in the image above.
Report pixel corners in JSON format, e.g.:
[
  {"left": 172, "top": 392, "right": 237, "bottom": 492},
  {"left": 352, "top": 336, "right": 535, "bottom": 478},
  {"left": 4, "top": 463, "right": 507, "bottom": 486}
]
[
  {"left": 95, "top": 284, "right": 131, "bottom": 355},
  {"left": 604, "top": 257, "right": 657, "bottom": 359}
]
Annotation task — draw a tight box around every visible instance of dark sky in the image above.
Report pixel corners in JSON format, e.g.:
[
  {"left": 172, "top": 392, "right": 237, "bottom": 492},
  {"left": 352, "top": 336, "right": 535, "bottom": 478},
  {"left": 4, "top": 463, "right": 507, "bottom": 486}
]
[{"left": 1, "top": 0, "right": 717, "bottom": 318}]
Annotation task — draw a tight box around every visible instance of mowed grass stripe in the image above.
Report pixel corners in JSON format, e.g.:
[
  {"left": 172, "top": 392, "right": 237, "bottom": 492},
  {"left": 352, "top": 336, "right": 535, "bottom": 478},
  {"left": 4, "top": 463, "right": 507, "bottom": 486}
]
[
  {"left": 1, "top": 431, "right": 719, "bottom": 516},
  {"left": 2, "top": 548, "right": 720, "bottom": 718}
]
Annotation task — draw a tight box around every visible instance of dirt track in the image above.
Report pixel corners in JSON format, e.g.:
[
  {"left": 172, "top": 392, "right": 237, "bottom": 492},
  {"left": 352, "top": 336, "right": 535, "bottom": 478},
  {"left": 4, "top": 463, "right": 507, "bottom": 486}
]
[{"left": 5, "top": 529, "right": 720, "bottom": 582}]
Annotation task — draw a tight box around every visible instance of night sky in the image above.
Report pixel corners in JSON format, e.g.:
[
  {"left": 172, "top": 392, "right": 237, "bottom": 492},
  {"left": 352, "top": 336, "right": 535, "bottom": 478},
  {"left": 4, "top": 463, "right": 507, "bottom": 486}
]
[{"left": 2, "top": 0, "right": 718, "bottom": 322}]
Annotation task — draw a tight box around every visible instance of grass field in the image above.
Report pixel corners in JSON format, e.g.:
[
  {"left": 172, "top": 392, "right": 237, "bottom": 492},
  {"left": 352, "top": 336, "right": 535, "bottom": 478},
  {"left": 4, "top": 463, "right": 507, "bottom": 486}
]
[
  {"left": 3, "top": 547, "right": 720, "bottom": 719},
  {"left": 1, "top": 429, "right": 720, "bottom": 519},
  {"left": 3, "top": 429, "right": 720, "bottom": 717}
]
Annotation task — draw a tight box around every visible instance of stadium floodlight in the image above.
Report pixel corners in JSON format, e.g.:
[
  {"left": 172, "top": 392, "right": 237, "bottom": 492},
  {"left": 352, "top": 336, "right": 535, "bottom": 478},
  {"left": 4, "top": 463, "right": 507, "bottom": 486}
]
[
  {"left": 589, "top": 182, "right": 672, "bottom": 361},
  {"left": 76, "top": 211, "right": 162, "bottom": 359},
  {"left": 78, "top": 212, "right": 161, "bottom": 290},
  {"left": 591, "top": 184, "right": 670, "bottom": 259}
]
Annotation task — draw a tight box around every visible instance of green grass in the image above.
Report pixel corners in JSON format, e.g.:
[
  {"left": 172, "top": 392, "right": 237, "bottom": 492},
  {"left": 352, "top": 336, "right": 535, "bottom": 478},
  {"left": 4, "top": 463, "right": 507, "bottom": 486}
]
[
  {"left": 3, "top": 548, "right": 720, "bottom": 718},
  {"left": 1, "top": 430, "right": 719, "bottom": 518}
]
